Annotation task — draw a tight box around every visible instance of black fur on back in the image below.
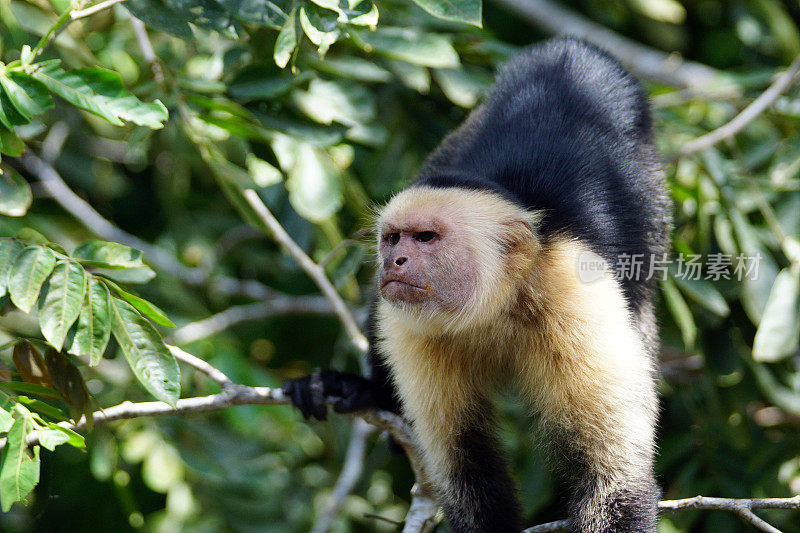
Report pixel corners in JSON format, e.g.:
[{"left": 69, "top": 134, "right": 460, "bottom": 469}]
[{"left": 416, "top": 37, "right": 672, "bottom": 314}]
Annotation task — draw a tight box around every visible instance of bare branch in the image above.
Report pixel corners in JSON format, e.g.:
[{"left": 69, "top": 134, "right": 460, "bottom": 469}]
[
  {"left": 524, "top": 495, "right": 800, "bottom": 532},
  {"left": 311, "top": 419, "right": 376, "bottom": 533},
  {"left": 489, "top": 0, "right": 719, "bottom": 89},
  {"left": 734, "top": 508, "right": 782, "bottom": 533},
  {"left": 18, "top": 151, "right": 278, "bottom": 300},
  {"left": 167, "top": 344, "right": 234, "bottom": 389},
  {"left": 523, "top": 520, "right": 570, "bottom": 533},
  {"left": 168, "top": 296, "right": 334, "bottom": 345},
  {"left": 241, "top": 189, "right": 369, "bottom": 352},
  {"left": 676, "top": 54, "right": 800, "bottom": 157},
  {"left": 24, "top": 385, "right": 286, "bottom": 447}
]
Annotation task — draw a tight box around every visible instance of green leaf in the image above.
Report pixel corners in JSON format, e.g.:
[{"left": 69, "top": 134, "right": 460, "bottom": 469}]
[
  {"left": 123, "top": 0, "right": 193, "bottom": 39},
  {"left": 411, "top": 0, "right": 481, "bottom": 26},
  {"left": 15, "top": 396, "right": 68, "bottom": 422},
  {"left": 0, "top": 382, "right": 60, "bottom": 399},
  {"left": 71, "top": 240, "right": 147, "bottom": 270},
  {"left": 0, "top": 71, "right": 53, "bottom": 121},
  {"left": 46, "top": 423, "right": 84, "bottom": 449},
  {"left": 356, "top": 27, "right": 459, "bottom": 68},
  {"left": 14, "top": 228, "right": 49, "bottom": 246},
  {"left": 0, "top": 166, "right": 32, "bottom": 217},
  {"left": 109, "top": 297, "right": 180, "bottom": 405},
  {"left": 0, "top": 240, "right": 25, "bottom": 298},
  {"left": 274, "top": 9, "right": 298, "bottom": 68},
  {"left": 65, "top": 68, "right": 169, "bottom": 128},
  {"left": 104, "top": 280, "right": 175, "bottom": 328},
  {"left": 662, "top": 277, "right": 696, "bottom": 349},
  {"left": 0, "top": 416, "right": 40, "bottom": 511},
  {"left": 31, "top": 64, "right": 168, "bottom": 128},
  {"left": 8, "top": 246, "right": 56, "bottom": 313},
  {"left": 37, "top": 429, "right": 69, "bottom": 452},
  {"left": 66, "top": 276, "right": 111, "bottom": 366},
  {"left": 38, "top": 261, "right": 86, "bottom": 351},
  {"left": 0, "top": 127, "right": 25, "bottom": 157},
  {"left": 272, "top": 137, "right": 343, "bottom": 222},
  {"left": 752, "top": 268, "right": 800, "bottom": 362},
  {"left": 0, "top": 407, "right": 12, "bottom": 433}
]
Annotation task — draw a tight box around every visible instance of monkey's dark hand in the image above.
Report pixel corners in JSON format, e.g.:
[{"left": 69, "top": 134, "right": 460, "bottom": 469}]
[{"left": 282, "top": 368, "right": 379, "bottom": 421}]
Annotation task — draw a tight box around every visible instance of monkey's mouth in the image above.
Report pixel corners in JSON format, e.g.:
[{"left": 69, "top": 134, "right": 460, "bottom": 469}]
[
  {"left": 381, "top": 279, "right": 424, "bottom": 290},
  {"left": 380, "top": 277, "right": 428, "bottom": 303}
]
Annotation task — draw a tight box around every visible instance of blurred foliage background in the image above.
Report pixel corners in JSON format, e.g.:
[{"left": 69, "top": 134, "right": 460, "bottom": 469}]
[{"left": 1, "top": 0, "right": 800, "bottom": 531}]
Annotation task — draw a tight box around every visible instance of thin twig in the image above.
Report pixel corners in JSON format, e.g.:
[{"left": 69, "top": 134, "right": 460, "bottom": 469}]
[
  {"left": 677, "top": 55, "right": 800, "bottom": 158},
  {"left": 168, "top": 297, "right": 334, "bottom": 345},
  {"left": 18, "top": 152, "right": 278, "bottom": 300},
  {"left": 311, "top": 419, "right": 376, "bottom": 533},
  {"left": 71, "top": 0, "right": 127, "bottom": 19},
  {"left": 489, "top": 0, "right": 719, "bottom": 89},
  {"left": 241, "top": 189, "right": 369, "bottom": 352},
  {"left": 127, "top": 12, "right": 164, "bottom": 84},
  {"left": 734, "top": 508, "right": 782, "bottom": 533},
  {"left": 167, "top": 344, "right": 234, "bottom": 389}
]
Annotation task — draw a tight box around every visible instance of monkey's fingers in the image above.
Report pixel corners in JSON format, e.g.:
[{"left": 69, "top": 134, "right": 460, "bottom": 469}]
[{"left": 282, "top": 374, "right": 329, "bottom": 421}]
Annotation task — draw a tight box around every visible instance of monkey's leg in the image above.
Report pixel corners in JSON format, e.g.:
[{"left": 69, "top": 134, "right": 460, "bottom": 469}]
[
  {"left": 412, "top": 397, "right": 522, "bottom": 533},
  {"left": 528, "top": 342, "right": 660, "bottom": 533},
  {"left": 383, "top": 339, "right": 521, "bottom": 532}
]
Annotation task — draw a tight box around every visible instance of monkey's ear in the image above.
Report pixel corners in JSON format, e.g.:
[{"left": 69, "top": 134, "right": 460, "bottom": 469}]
[{"left": 502, "top": 219, "right": 540, "bottom": 275}]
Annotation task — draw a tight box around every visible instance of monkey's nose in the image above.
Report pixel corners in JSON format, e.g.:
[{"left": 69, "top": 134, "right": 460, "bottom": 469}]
[{"left": 394, "top": 257, "right": 407, "bottom": 266}]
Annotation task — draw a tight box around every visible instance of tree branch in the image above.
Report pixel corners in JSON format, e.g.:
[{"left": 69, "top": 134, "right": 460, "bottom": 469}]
[
  {"left": 676, "top": 54, "right": 800, "bottom": 158},
  {"left": 167, "top": 344, "right": 234, "bottom": 389},
  {"left": 489, "top": 0, "right": 719, "bottom": 89},
  {"left": 524, "top": 495, "right": 800, "bottom": 532},
  {"left": 241, "top": 189, "right": 369, "bottom": 352}
]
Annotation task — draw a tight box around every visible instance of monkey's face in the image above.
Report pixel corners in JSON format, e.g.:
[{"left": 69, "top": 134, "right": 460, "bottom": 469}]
[
  {"left": 378, "top": 215, "right": 478, "bottom": 312},
  {"left": 376, "top": 187, "right": 540, "bottom": 328}
]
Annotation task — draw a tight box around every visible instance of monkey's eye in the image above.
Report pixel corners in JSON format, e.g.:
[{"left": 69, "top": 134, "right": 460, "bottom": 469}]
[
  {"left": 386, "top": 233, "right": 400, "bottom": 245},
  {"left": 416, "top": 231, "right": 437, "bottom": 243}
]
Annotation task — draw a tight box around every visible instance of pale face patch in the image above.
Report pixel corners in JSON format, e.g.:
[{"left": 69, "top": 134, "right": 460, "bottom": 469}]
[{"left": 376, "top": 186, "right": 540, "bottom": 334}]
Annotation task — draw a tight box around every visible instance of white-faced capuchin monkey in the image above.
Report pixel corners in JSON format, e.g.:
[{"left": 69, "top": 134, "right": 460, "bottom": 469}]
[{"left": 284, "top": 37, "right": 672, "bottom": 533}]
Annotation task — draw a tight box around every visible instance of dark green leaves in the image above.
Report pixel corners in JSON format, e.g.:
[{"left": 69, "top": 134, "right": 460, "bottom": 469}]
[
  {"left": 30, "top": 64, "right": 168, "bottom": 128},
  {"left": 39, "top": 261, "right": 86, "bottom": 351},
  {"left": 8, "top": 246, "right": 56, "bottom": 313},
  {"left": 109, "top": 298, "right": 180, "bottom": 406},
  {"left": 66, "top": 277, "right": 111, "bottom": 365},
  {"left": 0, "top": 239, "right": 177, "bottom": 403},
  {"left": 412, "top": 0, "right": 482, "bottom": 26}
]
